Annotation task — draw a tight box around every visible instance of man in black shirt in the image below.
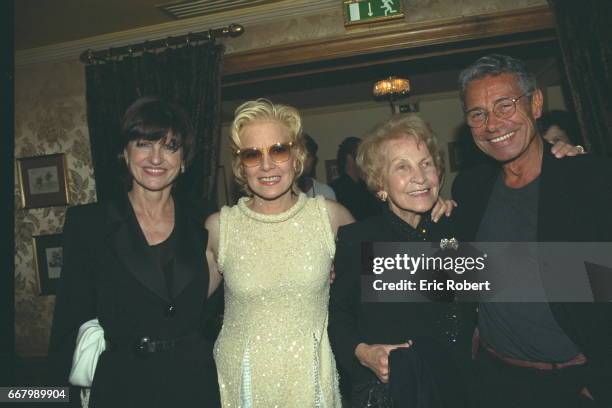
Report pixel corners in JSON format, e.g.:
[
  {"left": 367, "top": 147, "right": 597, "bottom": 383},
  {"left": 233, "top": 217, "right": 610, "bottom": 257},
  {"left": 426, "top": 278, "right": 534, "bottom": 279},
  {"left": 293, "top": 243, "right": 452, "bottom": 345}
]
[
  {"left": 452, "top": 54, "right": 612, "bottom": 407},
  {"left": 330, "top": 137, "right": 381, "bottom": 220}
]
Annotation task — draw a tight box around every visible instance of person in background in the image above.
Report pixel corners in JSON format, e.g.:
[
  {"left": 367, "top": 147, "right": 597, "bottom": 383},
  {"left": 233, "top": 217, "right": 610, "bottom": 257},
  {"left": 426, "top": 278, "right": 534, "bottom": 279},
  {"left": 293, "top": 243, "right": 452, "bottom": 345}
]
[
  {"left": 49, "top": 96, "right": 220, "bottom": 407},
  {"left": 330, "top": 136, "right": 381, "bottom": 220},
  {"left": 453, "top": 53, "right": 611, "bottom": 407},
  {"left": 539, "top": 109, "right": 581, "bottom": 145},
  {"left": 298, "top": 132, "right": 337, "bottom": 200}
]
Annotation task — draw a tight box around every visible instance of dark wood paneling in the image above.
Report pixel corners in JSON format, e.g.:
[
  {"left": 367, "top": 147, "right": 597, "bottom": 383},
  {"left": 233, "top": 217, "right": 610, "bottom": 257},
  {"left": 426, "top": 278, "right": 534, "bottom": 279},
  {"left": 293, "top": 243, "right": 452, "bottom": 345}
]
[{"left": 222, "top": 6, "right": 555, "bottom": 79}]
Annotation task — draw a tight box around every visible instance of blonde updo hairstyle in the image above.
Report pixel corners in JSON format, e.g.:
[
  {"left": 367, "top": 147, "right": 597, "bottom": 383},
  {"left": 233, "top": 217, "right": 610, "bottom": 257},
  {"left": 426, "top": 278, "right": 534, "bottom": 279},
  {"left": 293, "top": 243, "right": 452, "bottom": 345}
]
[
  {"left": 357, "top": 113, "right": 445, "bottom": 194},
  {"left": 230, "top": 98, "right": 307, "bottom": 195}
]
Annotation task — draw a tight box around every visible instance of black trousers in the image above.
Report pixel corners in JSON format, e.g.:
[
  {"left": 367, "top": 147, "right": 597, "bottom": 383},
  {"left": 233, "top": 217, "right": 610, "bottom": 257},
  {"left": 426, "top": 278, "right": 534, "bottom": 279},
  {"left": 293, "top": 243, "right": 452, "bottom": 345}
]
[{"left": 474, "top": 350, "right": 596, "bottom": 408}]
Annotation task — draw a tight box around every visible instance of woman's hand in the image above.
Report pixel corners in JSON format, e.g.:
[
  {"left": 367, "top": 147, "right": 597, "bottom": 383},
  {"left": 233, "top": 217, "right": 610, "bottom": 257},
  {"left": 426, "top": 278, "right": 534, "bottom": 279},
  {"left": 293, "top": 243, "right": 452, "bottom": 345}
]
[
  {"left": 354, "top": 341, "right": 413, "bottom": 383},
  {"left": 431, "top": 197, "right": 457, "bottom": 223},
  {"left": 580, "top": 387, "right": 593, "bottom": 400},
  {"left": 550, "top": 140, "right": 586, "bottom": 158},
  {"left": 329, "top": 264, "right": 336, "bottom": 285}
]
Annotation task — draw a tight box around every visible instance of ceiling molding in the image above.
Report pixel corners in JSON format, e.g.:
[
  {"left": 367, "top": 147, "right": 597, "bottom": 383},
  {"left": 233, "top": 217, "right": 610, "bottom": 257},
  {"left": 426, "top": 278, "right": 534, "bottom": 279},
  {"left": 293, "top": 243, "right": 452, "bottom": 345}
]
[
  {"left": 223, "top": 6, "right": 555, "bottom": 76},
  {"left": 15, "top": 0, "right": 337, "bottom": 66},
  {"left": 157, "top": 0, "right": 283, "bottom": 20}
]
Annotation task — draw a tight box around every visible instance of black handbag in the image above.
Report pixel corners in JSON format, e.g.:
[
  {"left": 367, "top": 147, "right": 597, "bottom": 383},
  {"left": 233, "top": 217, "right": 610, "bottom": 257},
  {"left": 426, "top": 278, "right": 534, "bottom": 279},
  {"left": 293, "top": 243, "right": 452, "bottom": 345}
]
[{"left": 357, "top": 379, "right": 393, "bottom": 408}]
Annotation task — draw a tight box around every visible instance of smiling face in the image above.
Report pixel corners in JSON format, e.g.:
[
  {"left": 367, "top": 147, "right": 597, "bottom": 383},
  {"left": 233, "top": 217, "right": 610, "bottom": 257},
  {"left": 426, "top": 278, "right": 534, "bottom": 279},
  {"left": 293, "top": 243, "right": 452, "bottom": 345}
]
[
  {"left": 240, "top": 120, "right": 296, "bottom": 202},
  {"left": 382, "top": 136, "right": 440, "bottom": 222},
  {"left": 124, "top": 135, "right": 182, "bottom": 193},
  {"left": 465, "top": 73, "right": 543, "bottom": 163}
]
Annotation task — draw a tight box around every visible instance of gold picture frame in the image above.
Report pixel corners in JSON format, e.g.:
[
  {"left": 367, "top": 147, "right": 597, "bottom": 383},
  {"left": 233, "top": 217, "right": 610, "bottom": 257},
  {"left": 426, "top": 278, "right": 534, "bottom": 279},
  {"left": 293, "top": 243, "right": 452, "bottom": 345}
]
[
  {"left": 32, "top": 233, "right": 63, "bottom": 296},
  {"left": 17, "top": 153, "right": 70, "bottom": 209}
]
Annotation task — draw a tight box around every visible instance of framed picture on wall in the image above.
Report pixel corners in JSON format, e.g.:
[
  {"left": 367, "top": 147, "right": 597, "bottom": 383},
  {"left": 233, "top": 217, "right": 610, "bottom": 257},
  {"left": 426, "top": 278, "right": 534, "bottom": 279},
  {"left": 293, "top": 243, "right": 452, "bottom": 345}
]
[
  {"left": 17, "top": 153, "right": 70, "bottom": 209},
  {"left": 32, "top": 233, "right": 63, "bottom": 295},
  {"left": 325, "top": 159, "right": 340, "bottom": 184}
]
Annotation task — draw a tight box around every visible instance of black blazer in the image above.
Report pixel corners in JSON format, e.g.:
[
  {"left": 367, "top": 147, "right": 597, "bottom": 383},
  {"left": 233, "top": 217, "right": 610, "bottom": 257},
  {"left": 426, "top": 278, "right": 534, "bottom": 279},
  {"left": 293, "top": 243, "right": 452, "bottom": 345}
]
[
  {"left": 49, "top": 195, "right": 220, "bottom": 408},
  {"left": 329, "top": 208, "right": 477, "bottom": 388},
  {"left": 452, "top": 148, "right": 612, "bottom": 404}
]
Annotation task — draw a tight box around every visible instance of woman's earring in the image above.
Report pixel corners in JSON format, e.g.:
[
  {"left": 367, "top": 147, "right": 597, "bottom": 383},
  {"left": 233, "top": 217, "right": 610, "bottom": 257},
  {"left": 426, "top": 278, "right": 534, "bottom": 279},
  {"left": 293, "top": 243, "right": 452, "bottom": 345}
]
[
  {"left": 181, "top": 163, "right": 185, "bottom": 174},
  {"left": 122, "top": 150, "right": 129, "bottom": 167},
  {"left": 377, "top": 191, "right": 388, "bottom": 202}
]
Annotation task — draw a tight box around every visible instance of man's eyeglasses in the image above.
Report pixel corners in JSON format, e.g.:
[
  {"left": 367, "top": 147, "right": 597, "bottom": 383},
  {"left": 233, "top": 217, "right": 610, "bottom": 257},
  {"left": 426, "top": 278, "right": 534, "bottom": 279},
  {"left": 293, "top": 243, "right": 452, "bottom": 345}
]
[
  {"left": 236, "top": 142, "right": 293, "bottom": 167},
  {"left": 465, "top": 93, "right": 530, "bottom": 128}
]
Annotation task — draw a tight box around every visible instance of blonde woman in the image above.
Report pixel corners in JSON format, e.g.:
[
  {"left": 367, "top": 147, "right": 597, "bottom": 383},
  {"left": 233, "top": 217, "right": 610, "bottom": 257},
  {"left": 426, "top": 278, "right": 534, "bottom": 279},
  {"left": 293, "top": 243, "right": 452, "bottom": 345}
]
[{"left": 205, "top": 99, "right": 353, "bottom": 407}]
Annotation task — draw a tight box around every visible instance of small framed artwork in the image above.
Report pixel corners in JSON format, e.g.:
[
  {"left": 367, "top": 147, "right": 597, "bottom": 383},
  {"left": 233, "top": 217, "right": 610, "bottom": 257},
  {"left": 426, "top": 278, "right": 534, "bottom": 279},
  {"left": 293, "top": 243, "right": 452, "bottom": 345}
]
[
  {"left": 17, "top": 153, "right": 70, "bottom": 209},
  {"left": 32, "top": 233, "right": 63, "bottom": 295},
  {"left": 325, "top": 159, "right": 340, "bottom": 184}
]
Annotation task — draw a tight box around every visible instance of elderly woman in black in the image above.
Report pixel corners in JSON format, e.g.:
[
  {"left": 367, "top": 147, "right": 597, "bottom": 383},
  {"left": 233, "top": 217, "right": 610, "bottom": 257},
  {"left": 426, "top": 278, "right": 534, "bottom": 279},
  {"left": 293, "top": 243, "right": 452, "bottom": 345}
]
[
  {"left": 329, "top": 114, "right": 476, "bottom": 407},
  {"left": 49, "top": 96, "right": 220, "bottom": 407}
]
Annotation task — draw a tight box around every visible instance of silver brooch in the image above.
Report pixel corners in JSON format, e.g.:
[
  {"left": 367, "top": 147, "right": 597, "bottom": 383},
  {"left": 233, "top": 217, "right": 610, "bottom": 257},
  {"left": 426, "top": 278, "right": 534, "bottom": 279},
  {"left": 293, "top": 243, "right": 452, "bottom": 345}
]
[{"left": 440, "top": 237, "right": 459, "bottom": 250}]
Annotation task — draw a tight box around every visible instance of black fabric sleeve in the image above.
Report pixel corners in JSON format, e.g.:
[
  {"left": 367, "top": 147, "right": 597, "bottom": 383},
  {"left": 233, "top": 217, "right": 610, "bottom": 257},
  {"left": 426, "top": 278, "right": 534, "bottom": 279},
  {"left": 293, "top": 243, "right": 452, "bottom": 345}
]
[
  {"left": 328, "top": 226, "right": 364, "bottom": 381},
  {"left": 48, "top": 206, "right": 97, "bottom": 386}
]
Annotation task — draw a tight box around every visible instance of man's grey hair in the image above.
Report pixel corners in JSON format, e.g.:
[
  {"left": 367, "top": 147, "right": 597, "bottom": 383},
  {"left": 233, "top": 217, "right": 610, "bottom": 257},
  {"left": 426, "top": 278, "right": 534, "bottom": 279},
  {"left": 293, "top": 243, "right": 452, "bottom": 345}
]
[{"left": 458, "top": 54, "right": 537, "bottom": 109}]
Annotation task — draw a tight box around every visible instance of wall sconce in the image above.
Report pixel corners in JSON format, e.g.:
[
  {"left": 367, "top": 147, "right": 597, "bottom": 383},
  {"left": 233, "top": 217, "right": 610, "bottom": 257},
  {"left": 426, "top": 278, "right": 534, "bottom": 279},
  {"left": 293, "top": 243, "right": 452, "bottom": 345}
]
[{"left": 373, "top": 76, "right": 410, "bottom": 114}]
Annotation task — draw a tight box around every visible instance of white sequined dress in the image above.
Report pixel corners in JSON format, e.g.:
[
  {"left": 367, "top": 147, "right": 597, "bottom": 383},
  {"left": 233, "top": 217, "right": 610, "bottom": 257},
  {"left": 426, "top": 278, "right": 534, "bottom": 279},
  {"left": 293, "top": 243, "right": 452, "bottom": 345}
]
[{"left": 214, "top": 193, "right": 341, "bottom": 407}]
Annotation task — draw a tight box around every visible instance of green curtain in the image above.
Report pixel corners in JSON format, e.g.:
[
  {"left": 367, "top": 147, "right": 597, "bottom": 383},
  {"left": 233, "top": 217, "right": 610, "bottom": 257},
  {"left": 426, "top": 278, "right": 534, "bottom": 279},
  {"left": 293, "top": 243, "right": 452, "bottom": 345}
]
[
  {"left": 84, "top": 40, "right": 224, "bottom": 209},
  {"left": 547, "top": 0, "right": 612, "bottom": 156}
]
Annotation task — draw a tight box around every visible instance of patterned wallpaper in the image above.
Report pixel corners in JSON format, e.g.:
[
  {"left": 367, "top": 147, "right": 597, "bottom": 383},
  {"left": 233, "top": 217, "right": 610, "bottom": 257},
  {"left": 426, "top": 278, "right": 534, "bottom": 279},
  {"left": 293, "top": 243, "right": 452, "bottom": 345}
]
[{"left": 14, "top": 58, "right": 96, "bottom": 356}]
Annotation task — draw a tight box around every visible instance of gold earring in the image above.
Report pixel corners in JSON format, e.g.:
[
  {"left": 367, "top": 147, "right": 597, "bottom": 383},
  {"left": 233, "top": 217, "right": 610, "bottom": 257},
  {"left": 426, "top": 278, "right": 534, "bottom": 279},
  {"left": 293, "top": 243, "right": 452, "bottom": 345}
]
[{"left": 377, "top": 191, "right": 388, "bottom": 202}]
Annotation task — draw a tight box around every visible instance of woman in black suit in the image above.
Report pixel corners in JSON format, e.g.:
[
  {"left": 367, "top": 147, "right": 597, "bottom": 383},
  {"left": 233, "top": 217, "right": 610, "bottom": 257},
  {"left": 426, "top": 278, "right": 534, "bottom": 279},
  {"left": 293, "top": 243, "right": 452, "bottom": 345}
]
[
  {"left": 49, "top": 96, "right": 220, "bottom": 407},
  {"left": 329, "top": 114, "right": 476, "bottom": 407}
]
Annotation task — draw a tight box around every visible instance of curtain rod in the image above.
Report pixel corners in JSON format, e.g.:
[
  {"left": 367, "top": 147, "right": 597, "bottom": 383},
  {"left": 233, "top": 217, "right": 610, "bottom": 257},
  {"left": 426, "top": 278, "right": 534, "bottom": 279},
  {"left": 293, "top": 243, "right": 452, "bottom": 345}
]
[{"left": 80, "top": 23, "right": 244, "bottom": 64}]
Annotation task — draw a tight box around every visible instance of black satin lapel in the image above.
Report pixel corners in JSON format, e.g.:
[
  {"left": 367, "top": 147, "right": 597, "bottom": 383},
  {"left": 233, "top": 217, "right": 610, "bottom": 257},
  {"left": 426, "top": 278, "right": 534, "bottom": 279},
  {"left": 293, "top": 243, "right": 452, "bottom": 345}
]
[
  {"left": 171, "top": 205, "right": 202, "bottom": 299},
  {"left": 105, "top": 199, "right": 170, "bottom": 302}
]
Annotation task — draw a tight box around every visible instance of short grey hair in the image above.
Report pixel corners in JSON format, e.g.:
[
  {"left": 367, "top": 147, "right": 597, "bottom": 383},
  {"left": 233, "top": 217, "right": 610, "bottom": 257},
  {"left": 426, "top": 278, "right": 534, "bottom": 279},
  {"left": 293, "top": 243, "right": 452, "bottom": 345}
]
[
  {"left": 458, "top": 54, "right": 537, "bottom": 109},
  {"left": 357, "top": 114, "right": 445, "bottom": 193}
]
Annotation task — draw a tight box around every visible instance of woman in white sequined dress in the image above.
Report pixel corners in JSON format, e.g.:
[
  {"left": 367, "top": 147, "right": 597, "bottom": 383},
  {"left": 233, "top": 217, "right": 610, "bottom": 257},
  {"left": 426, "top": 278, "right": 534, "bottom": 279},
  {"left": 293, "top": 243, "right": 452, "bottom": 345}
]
[{"left": 204, "top": 99, "right": 354, "bottom": 407}]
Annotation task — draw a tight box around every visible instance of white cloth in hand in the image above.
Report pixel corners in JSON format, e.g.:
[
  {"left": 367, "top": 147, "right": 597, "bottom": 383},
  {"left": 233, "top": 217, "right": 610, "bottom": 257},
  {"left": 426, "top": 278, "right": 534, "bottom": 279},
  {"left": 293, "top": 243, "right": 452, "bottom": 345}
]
[{"left": 69, "top": 318, "right": 105, "bottom": 387}]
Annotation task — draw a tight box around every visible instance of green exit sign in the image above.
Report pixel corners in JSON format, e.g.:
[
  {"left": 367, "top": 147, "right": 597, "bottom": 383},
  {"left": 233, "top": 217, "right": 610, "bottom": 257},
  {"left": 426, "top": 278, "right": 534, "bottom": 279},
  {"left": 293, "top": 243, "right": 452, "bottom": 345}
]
[{"left": 343, "top": 0, "right": 404, "bottom": 26}]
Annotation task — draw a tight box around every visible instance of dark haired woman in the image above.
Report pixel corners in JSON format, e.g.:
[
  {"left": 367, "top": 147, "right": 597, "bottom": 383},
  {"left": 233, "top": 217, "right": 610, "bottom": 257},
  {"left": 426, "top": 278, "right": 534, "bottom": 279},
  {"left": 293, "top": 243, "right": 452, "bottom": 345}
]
[{"left": 49, "top": 96, "right": 220, "bottom": 407}]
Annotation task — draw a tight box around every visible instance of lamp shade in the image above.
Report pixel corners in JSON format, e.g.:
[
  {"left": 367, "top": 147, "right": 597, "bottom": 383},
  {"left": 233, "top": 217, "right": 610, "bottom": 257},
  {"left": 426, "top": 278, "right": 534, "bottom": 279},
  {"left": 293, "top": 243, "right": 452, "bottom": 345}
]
[{"left": 373, "top": 77, "right": 410, "bottom": 98}]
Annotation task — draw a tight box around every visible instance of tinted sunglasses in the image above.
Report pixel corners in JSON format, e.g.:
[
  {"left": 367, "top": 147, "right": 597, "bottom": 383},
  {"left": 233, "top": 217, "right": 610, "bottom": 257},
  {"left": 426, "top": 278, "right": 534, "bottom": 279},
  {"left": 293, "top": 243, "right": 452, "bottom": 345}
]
[{"left": 236, "top": 142, "right": 293, "bottom": 167}]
